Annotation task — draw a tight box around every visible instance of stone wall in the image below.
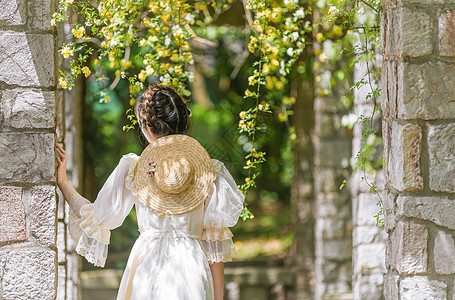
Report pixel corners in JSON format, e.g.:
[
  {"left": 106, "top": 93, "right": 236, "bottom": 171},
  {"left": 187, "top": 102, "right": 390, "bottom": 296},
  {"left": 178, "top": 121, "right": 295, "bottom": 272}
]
[
  {"left": 382, "top": 0, "right": 455, "bottom": 298},
  {"left": 350, "top": 49, "right": 386, "bottom": 300},
  {"left": 313, "top": 40, "right": 353, "bottom": 298},
  {"left": 0, "top": 0, "right": 58, "bottom": 299},
  {"left": 288, "top": 66, "right": 316, "bottom": 299},
  {"left": 56, "top": 11, "right": 85, "bottom": 300}
]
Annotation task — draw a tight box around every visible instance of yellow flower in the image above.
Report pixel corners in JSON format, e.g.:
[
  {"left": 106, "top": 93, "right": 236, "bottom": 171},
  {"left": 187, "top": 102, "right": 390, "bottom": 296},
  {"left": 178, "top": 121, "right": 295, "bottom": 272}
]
[
  {"left": 139, "top": 39, "right": 147, "bottom": 47},
  {"left": 248, "top": 76, "right": 255, "bottom": 86},
  {"left": 138, "top": 70, "right": 146, "bottom": 82},
  {"left": 51, "top": 19, "right": 56, "bottom": 26},
  {"left": 319, "top": 53, "right": 327, "bottom": 62},
  {"left": 59, "top": 77, "right": 67, "bottom": 89},
  {"left": 102, "top": 95, "right": 111, "bottom": 103},
  {"left": 72, "top": 27, "right": 85, "bottom": 38},
  {"left": 239, "top": 111, "right": 247, "bottom": 119},
  {"left": 61, "top": 46, "right": 73, "bottom": 59},
  {"left": 82, "top": 66, "right": 91, "bottom": 78},
  {"left": 245, "top": 177, "right": 251, "bottom": 185},
  {"left": 145, "top": 65, "right": 154, "bottom": 76},
  {"left": 239, "top": 120, "right": 247, "bottom": 129},
  {"left": 65, "top": 0, "right": 74, "bottom": 5}
]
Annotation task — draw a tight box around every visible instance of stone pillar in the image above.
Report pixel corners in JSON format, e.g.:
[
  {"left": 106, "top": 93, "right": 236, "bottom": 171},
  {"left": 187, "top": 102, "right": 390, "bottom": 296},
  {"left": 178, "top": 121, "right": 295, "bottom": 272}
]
[
  {"left": 0, "top": 0, "right": 58, "bottom": 299},
  {"left": 313, "top": 48, "right": 353, "bottom": 299},
  {"left": 289, "top": 70, "right": 315, "bottom": 299},
  {"left": 350, "top": 50, "right": 386, "bottom": 300},
  {"left": 56, "top": 11, "right": 84, "bottom": 300},
  {"left": 382, "top": 0, "right": 455, "bottom": 298}
]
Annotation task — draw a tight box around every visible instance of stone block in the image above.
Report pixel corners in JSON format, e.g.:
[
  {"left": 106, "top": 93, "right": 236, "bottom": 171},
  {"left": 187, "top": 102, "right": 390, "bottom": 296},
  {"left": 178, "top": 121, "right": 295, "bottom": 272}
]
[
  {"left": 2, "top": 88, "right": 56, "bottom": 129},
  {"left": 316, "top": 193, "right": 350, "bottom": 218},
  {"left": 439, "top": 10, "right": 455, "bottom": 57},
  {"left": 317, "top": 217, "right": 345, "bottom": 239},
  {"left": 391, "top": 221, "right": 428, "bottom": 274},
  {"left": 434, "top": 230, "right": 455, "bottom": 274},
  {"left": 57, "top": 264, "right": 67, "bottom": 300},
  {"left": 386, "top": 122, "right": 423, "bottom": 191},
  {"left": 0, "top": 133, "right": 55, "bottom": 182},
  {"left": 0, "top": 32, "right": 54, "bottom": 87},
  {"left": 30, "top": 186, "right": 57, "bottom": 247},
  {"left": 428, "top": 124, "right": 455, "bottom": 192},
  {"left": 318, "top": 139, "right": 352, "bottom": 168},
  {"left": 397, "top": 196, "right": 455, "bottom": 229},
  {"left": 399, "top": 61, "right": 455, "bottom": 120},
  {"left": 66, "top": 253, "right": 80, "bottom": 282},
  {"left": 0, "top": 249, "right": 56, "bottom": 299},
  {"left": 353, "top": 273, "right": 384, "bottom": 300},
  {"left": 27, "top": 0, "right": 54, "bottom": 31},
  {"left": 0, "top": 0, "right": 27, "bottom": 26},
  {"left": 353, "top": 225, "right": 386, "bottom": 246},
  {"left": 57, "top": 221, "right": 66, "bottom": 263},
  {"left": 384, "top": 275, "right": 399, "bottom": 300},
  {"left": 320, "top": 239, "right": 352, "bottom": 260},
  {"left": 400, "top": 276, "right": 447, "bottom": 300},
  {"left": 0, "top": 186, "right": 26, "bottom": 243},
  {"left": 401, "top": 8, "right": 434, "bottom": 57},
  {"left": 354, "top": 243, "right": 385, "bottom": 274},
  {"left": 354, "top": 193, "right": 382, "bottom": 226}
]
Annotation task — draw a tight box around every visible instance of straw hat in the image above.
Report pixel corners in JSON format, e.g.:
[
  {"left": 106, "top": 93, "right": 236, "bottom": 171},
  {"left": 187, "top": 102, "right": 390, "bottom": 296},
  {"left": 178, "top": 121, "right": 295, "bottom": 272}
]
[{"left": 134, "top": 134, "right": 215, "bottom": 215}]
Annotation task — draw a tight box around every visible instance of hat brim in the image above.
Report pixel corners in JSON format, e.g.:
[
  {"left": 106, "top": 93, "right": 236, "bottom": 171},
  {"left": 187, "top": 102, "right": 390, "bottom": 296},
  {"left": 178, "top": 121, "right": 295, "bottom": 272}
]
[{"left": 134, "top": 134, "right": 215, "bottom": 215}]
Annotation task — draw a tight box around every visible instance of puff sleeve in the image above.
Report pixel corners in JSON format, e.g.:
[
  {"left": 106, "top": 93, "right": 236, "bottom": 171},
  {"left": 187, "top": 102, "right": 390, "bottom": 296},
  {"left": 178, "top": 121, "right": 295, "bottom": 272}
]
[
  {"left": 68, "top": 153, "right": 139, "bottom": 267},
  {"left": 201, "top": 159, "right": 245, "bottom": 264}
]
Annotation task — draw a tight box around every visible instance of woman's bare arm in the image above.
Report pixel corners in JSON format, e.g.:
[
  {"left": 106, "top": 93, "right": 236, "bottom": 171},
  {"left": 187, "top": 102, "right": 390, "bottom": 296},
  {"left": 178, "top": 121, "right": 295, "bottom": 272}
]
[
  {"left": 56, "top": 144, "right": 88, "bottom": 216},
  {"left": 210, "top": 262, "right": 224, "bottom": 300}
]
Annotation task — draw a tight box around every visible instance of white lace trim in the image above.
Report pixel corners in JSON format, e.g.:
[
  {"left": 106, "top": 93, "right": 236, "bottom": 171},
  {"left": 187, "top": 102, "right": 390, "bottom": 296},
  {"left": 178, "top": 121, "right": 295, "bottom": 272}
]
[
  {"left": 202, "top": 227, "right": 233, "bottom": 241},
  {"left": 75, "top": 233, "right": 108, "bottom": 267},
  {"left": 201, "top": 238, "right": 237, "bottom": 264},
  {"left": 68, "top": 203, "right": 110, "bottom": 268}
]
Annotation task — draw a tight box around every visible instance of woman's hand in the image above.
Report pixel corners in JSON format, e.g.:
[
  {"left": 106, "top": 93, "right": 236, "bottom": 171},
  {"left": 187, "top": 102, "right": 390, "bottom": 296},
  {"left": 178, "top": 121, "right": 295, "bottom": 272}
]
[{"left": 56, "top": 144, "right": 69, "bottom": 187}]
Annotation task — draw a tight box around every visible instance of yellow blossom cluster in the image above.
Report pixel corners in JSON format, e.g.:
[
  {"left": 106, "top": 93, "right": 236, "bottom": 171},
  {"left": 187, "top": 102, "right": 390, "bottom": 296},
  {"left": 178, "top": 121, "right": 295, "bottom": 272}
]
[
  {"left": 61, "top": 45, "right": 73, "bottom": 59},
  {"left": 72, "top": 26, "right": 85, "bottom": 38}
]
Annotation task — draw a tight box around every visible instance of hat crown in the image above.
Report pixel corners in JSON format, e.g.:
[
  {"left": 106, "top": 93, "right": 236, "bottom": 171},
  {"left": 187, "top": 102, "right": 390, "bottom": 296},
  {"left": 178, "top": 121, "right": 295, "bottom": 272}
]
[{"left": 155, "top": 156, "right": 193, "bottom": 194}]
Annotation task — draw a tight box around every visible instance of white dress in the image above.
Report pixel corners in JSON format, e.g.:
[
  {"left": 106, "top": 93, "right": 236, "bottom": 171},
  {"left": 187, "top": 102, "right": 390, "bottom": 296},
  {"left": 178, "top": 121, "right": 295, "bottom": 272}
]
[{"left": 68, "top": 153, "right": 245, "bottom": 300}]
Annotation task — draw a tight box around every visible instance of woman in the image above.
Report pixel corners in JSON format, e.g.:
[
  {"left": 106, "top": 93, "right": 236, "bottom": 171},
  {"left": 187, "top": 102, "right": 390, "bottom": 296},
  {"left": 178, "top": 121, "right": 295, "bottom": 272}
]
[{"left": 56, "top": 85, "right": 244, "bottom": 300}]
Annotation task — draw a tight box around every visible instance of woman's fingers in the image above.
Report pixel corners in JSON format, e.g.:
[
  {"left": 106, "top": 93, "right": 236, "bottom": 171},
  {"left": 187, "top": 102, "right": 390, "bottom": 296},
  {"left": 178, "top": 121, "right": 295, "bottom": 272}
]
[{"left": 56, "top": 144, "right": 67, "bottom": 164}]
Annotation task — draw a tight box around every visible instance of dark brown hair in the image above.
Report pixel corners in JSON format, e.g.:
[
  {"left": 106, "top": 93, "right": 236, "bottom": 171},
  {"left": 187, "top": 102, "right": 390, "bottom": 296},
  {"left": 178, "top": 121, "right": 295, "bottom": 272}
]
[{"left": 135, "top": 85, "right": 191, "bottom": 137}]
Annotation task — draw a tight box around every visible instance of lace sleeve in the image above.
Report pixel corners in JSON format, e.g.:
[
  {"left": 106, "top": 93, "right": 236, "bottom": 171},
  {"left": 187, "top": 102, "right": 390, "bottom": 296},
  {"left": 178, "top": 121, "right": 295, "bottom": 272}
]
[{"left": 201, "top": 159, "right": 244, "bottom": 264}]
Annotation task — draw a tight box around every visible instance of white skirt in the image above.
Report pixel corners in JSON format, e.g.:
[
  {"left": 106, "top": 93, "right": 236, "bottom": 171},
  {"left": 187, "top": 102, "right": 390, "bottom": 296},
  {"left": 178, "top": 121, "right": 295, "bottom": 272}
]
[{"left": 116, "top": 233, "right": 214, "bottom": 300}]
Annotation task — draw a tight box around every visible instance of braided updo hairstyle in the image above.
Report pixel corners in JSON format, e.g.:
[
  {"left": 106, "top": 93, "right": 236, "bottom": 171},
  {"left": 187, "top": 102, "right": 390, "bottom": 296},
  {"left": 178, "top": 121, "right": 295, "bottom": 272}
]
[{"left": 135, "top": 85, "right": 191, "bottom": 138}]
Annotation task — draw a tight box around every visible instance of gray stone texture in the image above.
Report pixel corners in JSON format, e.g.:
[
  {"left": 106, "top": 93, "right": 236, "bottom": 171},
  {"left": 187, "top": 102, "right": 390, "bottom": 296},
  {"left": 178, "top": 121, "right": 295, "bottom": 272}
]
[
  {"left": 399, "top": 61, "right": 455, "bottom": 120},
  {"left": 400, "top": 276, "right": 447, "bottom": 300},
  {"left": 0, "top": 0, "right": 27, "bottom": 26},
  {"left": 397, "top": 196, "right": 455, "bottom": 229},
  {"left": 1, "top": 88, "right": 56, "bottom": 129},
  {"left": 27, "top": 0, "right": 54, "bottom": 31},
  {"left": 434, "top": 230, "right": 455, "bottom": 274},
  {"left": 384, "top": 275, "right": 399, "bottom": 300},
  {"left": 30, "top": 186, "right": 56, "bottom": 247},
  {"left": 0, "top": 186, "right": 26, "bottom": 243},
  {"left": 428, "top": 123, "right": 455, "bottom": 192},
  {"left": 385, "top": 122, "right": 422, "bottom": 191},
  {"left": 0, "top": 250, "right": 56, "bottom": 299},
  {"left": 0, "top": 32, "right": 54, "bottom": 87},
  {"left": 390, "top": 221, "right": 428, "bottom": 274},
  {"left": 401, "top": 8, "right": 434, "bottom": 57},
  {"left": 0, "top": 133, "right": 55, "bottom": 182},
  {"left": 439, "top": 10, "right": 455, "bottom": 57}
]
